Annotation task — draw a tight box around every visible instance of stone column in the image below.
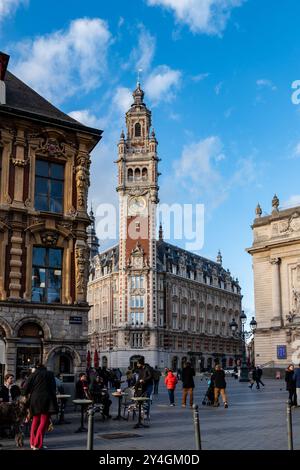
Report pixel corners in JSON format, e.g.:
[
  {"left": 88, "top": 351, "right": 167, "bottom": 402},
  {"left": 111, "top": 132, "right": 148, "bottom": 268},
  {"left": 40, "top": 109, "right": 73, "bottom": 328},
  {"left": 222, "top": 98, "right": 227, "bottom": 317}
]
[{"left": 270, "top": 257, "right": 282, "bottom": 325}]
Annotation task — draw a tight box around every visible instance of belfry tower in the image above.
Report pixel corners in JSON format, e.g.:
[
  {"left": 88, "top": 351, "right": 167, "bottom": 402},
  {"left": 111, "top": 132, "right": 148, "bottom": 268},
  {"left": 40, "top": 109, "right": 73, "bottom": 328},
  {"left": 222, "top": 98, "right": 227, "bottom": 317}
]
[{"left": 116, "top": 83, "right": 159, "bottom": 363}]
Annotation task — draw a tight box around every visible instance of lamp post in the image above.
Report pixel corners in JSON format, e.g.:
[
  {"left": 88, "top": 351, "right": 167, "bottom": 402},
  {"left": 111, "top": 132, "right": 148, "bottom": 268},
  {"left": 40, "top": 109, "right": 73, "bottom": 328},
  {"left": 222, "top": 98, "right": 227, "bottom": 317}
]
[{"left": 229, "top": 312, "right": 257, "bottom": 383}]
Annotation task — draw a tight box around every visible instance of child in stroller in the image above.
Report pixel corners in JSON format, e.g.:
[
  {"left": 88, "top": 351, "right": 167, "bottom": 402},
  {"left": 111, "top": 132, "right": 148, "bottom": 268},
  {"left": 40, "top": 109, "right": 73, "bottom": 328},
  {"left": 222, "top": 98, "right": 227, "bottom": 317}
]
[{"left": 202, "top": 377, "right": 214, "bottom": 406}]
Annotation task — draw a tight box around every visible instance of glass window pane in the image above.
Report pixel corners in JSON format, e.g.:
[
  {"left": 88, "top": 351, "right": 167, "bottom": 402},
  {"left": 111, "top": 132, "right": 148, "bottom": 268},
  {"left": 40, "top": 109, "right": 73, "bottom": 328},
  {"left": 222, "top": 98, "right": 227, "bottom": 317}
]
[
  {"left": 35, "top": 177, "right": 48, "bottom": 196},
  {"left": 35, "top": 194, "right": 49, "bottom": 212},
  {"left": 51, "top": 163, "right": 64, "bottom": 180},
  {"left": 47, "top": 288, "right": 61, "bottom": 303},
  {"left": 49, "top": 197, "right": 63, "bottom": 213},
  {"left": 36, "top": 160, "right": 49, "bottom": 177},
  {"left": 48, "top": 249, "right": 62, "bottom": 268},
  {"left": 33, "top": 247, "right": 46, "bottom": 267},
  {"left": 51, "top": 180, "right": 64, "bottom": 198}
]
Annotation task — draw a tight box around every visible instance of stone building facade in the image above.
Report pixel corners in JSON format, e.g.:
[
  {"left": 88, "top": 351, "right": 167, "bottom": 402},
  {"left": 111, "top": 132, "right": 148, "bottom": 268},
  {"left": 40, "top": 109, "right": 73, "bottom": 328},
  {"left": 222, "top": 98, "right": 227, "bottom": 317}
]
[
  {"left": 88, "top": 84, "right": 242, "bottom": 371},
  {"left": 247, "top": 195, "right": 300, "bottom": 369},
  {"left": 0, "top": 52, "right": 102, "bottom": 380}
]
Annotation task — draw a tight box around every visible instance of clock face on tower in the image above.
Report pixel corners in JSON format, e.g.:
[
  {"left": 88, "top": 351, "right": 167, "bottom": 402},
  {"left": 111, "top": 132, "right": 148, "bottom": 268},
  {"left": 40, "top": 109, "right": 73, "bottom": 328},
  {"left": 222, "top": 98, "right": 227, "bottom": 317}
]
[{"left": 128, "top": 196, "right": 146, "bottom": 215}]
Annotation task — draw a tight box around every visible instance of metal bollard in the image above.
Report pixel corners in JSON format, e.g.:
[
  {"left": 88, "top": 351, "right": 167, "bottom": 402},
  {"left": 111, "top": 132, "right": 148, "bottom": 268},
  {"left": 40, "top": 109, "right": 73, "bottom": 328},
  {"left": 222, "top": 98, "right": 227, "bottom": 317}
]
[
  {"left": 287, "top": 400, "right": 294, "bottom": 451},
  {"left": 192, "top": 404, "right": 202, "bottom": 450},
  {"left": 87, "top": 406, "right": 95, "bottom": 450}
]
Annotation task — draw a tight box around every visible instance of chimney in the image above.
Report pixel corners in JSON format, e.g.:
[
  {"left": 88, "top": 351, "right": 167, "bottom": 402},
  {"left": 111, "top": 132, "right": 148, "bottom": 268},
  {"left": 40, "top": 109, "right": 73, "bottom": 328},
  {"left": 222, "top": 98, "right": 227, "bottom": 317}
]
[{"left": 0, "top": 52, "right": 10, "bottom": 105}]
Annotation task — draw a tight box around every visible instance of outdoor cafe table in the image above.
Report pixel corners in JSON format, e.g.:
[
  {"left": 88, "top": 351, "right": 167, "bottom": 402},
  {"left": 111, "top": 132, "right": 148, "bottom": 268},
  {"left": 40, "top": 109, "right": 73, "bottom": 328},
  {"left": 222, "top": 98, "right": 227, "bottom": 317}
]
[
  {"left": 72, "top": 399, "right": 93, "bottom": 432},
  {"left": 112, "top": 392, "right": 127, "bottom": 421},
  {"left": 131, "top": 396, "right": 150, "bottom": 429},
  {"left": 55, "top": 394, "right": 71, "bottom": 425}
]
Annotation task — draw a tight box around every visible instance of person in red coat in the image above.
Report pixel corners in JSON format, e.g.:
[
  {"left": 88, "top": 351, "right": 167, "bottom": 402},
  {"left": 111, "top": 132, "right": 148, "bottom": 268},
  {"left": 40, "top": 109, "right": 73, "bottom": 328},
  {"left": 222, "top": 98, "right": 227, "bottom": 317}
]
[{"left": 164, "top": 370, "right": 178, "bottom": 406}]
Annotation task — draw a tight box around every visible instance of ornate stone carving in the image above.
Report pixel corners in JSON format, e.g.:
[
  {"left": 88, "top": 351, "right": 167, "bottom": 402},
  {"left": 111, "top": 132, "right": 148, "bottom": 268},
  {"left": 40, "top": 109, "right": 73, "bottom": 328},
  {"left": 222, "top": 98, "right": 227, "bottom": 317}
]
[
  {"left": 66, "top": 207, "right": 78, "bottom": 218},
  {"left": 270, "top": 257, "right": 281, "bottom": 265},
  {"left": 128, "top": 188, "right": 148, "bottom": 197},
  {"left": 75, "top": 153, "right": 90, "bottom": 210},
  {"left": 11, "top": 157, "right": 29, "bottom": 167},
  {"left": 279, "top": 213, "right": 300, "bottom": 234},
  {"left": 41, "top": 231, "right": 58, "bottom": 247},
  {"left": 38, "top": 138, "right": 65, "bottom": 158},
  {"left": 75, "top": 245, "right": 88, "bottom": 297}
]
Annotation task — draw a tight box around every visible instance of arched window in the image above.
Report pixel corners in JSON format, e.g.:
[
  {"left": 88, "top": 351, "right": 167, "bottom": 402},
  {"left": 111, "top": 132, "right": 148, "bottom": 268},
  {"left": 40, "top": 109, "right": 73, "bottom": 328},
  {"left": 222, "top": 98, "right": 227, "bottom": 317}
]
[
  {"left": 134, "top": 168, "right": 141, "bottom": 181},
  {"left": 128, "top": 168, "right": 133, "bottom": 182},
  {"left": 135, "top": 122, "right": 141, "bottom": 137},
  {"left": 142, "top": 168, "right": 148, "bottom": 180}
]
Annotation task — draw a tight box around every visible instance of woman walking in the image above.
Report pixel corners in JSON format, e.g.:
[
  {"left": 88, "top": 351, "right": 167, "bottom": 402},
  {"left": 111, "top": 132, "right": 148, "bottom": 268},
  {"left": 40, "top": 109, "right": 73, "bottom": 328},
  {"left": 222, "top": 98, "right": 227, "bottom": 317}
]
[
  {"left": 24, "top": 363, "right": 58, "bottom": 450},
  {"left": 285, "top": 364, "right": 297, "bottom": 406},
  {"left": 165, "top": 370, "right": 178, "bottom": 406}
]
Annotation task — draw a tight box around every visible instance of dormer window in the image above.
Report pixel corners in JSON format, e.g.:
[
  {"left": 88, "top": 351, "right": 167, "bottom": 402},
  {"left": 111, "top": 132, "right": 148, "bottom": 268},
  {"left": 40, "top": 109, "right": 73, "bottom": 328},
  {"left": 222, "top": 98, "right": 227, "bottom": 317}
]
[{"left": 135, "top": 122, "right": 141, "bottom": 137}]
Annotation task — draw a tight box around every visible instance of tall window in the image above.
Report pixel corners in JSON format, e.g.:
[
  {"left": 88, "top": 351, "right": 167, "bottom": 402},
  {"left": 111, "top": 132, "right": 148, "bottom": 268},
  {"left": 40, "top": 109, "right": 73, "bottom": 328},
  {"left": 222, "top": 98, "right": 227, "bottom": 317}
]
[
  {"left": 135, "top": 122, "right": 141, "bottom": 137},
  {"left": 35, "top": 159, "right": 64, "bottom": 213},
  {"left": 131, "top": 332, "right": 143, "bottom": 348},
  {"left": 130, "top": 312, "right": 144, "bottom": 326},
  {"left": 130, "top": 295, "right": 144, "bottom": 308},
  {"left": 32, "top": 247, "right": 62, "bottom": 303},
  {"left": 130, "top": 275, "right": 144, "bottom": 289}
]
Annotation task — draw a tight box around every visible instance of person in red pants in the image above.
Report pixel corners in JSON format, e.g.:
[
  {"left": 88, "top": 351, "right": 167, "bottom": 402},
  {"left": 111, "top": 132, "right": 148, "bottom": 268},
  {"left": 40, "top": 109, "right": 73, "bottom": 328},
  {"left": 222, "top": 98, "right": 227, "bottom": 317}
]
[{"left": 24, "top": 363, "right": 58, "bottom": 450}]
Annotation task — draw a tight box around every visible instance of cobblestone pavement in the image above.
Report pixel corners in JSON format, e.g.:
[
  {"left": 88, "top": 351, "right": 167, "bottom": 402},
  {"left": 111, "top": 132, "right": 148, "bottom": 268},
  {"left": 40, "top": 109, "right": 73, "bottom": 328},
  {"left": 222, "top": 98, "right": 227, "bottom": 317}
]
[{"left": 1, "top": 376, "right": 299, "bottom": 450}]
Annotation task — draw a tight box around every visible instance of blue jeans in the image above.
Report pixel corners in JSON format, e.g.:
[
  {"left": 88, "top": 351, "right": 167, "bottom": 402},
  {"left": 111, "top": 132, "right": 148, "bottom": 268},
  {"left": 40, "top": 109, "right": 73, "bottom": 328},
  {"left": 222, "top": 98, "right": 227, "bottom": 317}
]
[
  {"left": 168, "top": 389, "right": 175, "bottom": 404},
  {"left": 143, "top": 383, "right": 153, "bottom": 416}
]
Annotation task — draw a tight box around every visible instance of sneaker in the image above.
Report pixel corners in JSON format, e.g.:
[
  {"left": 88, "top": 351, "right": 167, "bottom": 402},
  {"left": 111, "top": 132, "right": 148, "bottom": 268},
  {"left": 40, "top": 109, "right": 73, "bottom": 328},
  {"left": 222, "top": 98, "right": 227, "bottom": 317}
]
[
  {"left": 182, "top": 404, "right": 186, "bottom": 408},
  {"left": 224, "top": 403, "right": 228, "bottom": 409}
]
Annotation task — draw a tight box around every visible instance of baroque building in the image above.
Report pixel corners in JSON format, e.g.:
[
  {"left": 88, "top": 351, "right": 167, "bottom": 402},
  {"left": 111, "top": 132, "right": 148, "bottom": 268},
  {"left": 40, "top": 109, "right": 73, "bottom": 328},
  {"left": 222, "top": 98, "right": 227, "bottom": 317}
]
[
  {"left": 0, "top": 52, "right": 102, "bottom": 380},
  {"left": 247, "top": 195, "right": 300, "bottom": 370},
  {"left": 88, "top": 83, "right": 242, "bottom": 371}
]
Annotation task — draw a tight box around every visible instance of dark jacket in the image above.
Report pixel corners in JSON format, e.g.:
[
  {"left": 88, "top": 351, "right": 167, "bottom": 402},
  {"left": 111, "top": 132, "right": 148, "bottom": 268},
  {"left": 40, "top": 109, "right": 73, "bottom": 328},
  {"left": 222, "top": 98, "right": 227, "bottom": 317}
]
[
  {"left": 212, "top": 369, "right": 226, "bottom": 389},
  {"left": 256, "top": 367, "right": 263, "bottom": 379},
  {"left": 24, "top": 367, "right": 58, "bottom": 416},
  {"left": 293, "top": 368, "right": 300, "bottom": 388},
  {"left": 285, "top": 370, "right": 296, "bottom": 391},
  {"left": 181, "top": 365, "right": 195, "bottom": 389},
  {"left": 0, "top": 384, "right": 21, "bottom": 402},
  {"left": 75, "top": 379, "right": 90, "bottom": 399}
]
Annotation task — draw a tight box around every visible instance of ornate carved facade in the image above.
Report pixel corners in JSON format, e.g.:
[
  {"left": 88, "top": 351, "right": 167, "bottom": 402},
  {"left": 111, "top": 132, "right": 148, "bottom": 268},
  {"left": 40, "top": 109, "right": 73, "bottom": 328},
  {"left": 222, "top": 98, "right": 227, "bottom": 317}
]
[
  {"left": 0, "top": 53, "right": 102, "bottom": 379},
  {"left": 247, "top": 195, "right": 300, "bottom": 368},
  {"left": 88, "top": 84, "right": 242, "bottom": 371}
]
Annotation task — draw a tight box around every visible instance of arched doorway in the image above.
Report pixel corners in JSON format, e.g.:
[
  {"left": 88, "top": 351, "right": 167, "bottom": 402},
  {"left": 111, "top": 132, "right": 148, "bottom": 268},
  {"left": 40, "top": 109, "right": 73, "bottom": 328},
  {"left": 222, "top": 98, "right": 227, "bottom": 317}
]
[
  {"left": 0, "top": 327, "right": 6, "bottom": 385},
  {"left": 47, "top": 349, "right": 73, "bottom": 375},
  {"left": 16, "top": 322, "right": 43, "bottom": 378},
  {"left": 129, "top": 355, "right": 144, "bottom": 371}
]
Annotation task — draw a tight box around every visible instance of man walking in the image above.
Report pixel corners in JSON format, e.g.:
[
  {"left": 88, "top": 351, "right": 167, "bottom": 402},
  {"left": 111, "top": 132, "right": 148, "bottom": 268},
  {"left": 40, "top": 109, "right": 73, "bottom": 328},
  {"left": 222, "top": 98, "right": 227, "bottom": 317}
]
[
  {"left": 255, "top": 365, "right": 265, "bottom": 389},
  {"left": 293, "top": 363, "right": 300, "bottom": 405},
  {"left": 212, "top": 364, "right": 228, "bottom": 408},
  {"left": 181, "top": 362, "right": 195, "bottom": 408}
]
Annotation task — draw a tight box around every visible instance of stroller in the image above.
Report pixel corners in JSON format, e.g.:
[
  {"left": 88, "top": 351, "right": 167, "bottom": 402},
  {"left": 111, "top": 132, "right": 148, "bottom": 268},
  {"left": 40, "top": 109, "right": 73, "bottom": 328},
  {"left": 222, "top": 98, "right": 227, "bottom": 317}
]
[{"left": 202, "top": 379, "right": 214, "bottom": 406}]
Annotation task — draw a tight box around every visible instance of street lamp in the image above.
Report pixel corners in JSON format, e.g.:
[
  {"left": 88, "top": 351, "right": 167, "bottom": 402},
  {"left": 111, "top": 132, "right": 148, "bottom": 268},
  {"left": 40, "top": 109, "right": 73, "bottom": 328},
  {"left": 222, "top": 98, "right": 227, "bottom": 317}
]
[{"left": 229, "top": 312, "right": 257, "bottom": 383}]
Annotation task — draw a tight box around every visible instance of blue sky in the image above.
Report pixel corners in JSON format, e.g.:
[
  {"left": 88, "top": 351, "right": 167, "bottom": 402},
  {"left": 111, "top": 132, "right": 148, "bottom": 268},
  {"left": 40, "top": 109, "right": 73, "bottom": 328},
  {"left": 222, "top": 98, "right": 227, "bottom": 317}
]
[{"left": 1, "top": 0, "right": 300, "bottom": 318}]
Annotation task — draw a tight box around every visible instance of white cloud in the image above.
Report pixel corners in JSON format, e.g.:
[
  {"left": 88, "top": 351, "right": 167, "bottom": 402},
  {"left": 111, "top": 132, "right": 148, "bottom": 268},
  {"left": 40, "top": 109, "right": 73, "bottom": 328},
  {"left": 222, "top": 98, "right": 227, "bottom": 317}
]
[
  {"left": 293, "top": 142, "right": 300, "bottom": 158},
  {"left": 0, "top": 0, "right": 27, "bottom": 20},
  {"left": 12, "top": 17, "right": 111, "bottom": 104},
  {"left": 256, "top": 79, "right": 277, "bottom": 91},
  {"left": 215, "top": 81, "right": 223, "bottom": 95},
  {"left": 144, "top": 65, "right": 181, "bottom": 105},
  {"left": 174, "top": 136, "right": 223, "bottom": 188},
  {"left": 113, "top": 87, "right": 133, "bottom": 114},
  {"left": 282, "top": 195, "right": 300, "bottom": 208},
  {"left": 68, "top": 110, "right": 103, "bottom": 128},
  {"left": 146, "top": 0, "right": 245, "bottom": 36},
  {"left": 134, "top": 26, "right": 156, "bottom": 72},
  {"left": 191, "top": 72, "right": 209, "bottom": 82}
]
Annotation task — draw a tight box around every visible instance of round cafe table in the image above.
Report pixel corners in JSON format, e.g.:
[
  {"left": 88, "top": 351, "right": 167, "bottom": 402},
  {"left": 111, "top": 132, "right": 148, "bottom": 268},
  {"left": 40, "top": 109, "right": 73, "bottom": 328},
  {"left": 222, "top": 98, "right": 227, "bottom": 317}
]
[
  {"left": 131, "top": 396, "right": 150, "bottom": 428},
  {"left": 72, "top": 399, "right": 93, "bottom": 432},
  {"left": 55, "top": 394, "right": 71, "bottom": 425},
  {"left": 112, "top": 392, "right": 127, "bottom": 420}
]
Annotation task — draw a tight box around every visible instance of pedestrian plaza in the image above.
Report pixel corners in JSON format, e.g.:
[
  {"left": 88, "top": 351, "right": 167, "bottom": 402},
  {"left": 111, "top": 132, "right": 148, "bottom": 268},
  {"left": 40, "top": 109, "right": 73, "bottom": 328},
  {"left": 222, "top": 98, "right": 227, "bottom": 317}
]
[{"left": 1, "top": 376, "right": 300, "bottom": 451}]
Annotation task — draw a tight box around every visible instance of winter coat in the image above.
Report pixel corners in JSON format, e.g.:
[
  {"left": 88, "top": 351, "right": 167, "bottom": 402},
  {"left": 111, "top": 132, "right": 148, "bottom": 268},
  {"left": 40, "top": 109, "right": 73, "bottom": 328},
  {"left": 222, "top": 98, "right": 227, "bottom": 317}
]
[
  {"left": 181, "top": 366, "right": 195, "bottom": 389},
  {"left": 211, "top": 369, "right": 226, "bottom": 389},
  {"left": 293, "top": 368, "right": 300, "bottom": 388},
  {"left": 24, "top": 367, "right": 58, "bottom": 416},
  {"left": 164, "top": 372, "right": 178, "bottom": 390},
  {"left": 0, "top": 384, "right": 21, "bottom": 402},
  {"left": 285, "top": 370, "right": 296, "bottom": 391}
]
